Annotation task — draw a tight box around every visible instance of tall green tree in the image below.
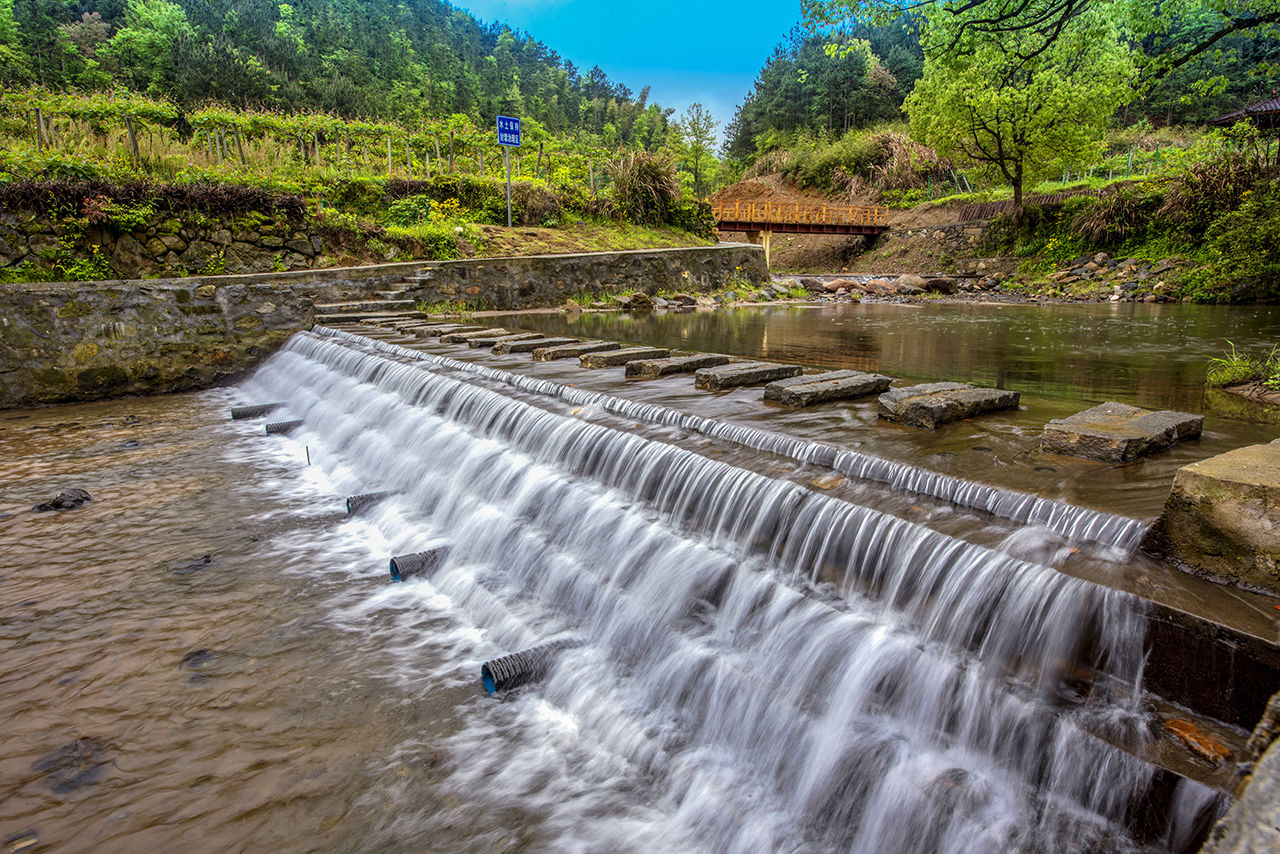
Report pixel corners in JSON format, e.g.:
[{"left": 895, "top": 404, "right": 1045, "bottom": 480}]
[
  {"left": 103, "top": 0, "right": 194, "bottom": 94},
  {"left": 904, "top": 5, "right": 1136, "bottom": 206},
  {"left": 0, "top": 0, "right": 31, "bottom": 83},
  {"left": 676, "top": 102, "right": 718, "bottom": 197}
]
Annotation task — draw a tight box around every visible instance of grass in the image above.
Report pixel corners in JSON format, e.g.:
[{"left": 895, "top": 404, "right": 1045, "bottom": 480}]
[{"left": 1206, "top": 343, "right": 1280, "bottom": 389}]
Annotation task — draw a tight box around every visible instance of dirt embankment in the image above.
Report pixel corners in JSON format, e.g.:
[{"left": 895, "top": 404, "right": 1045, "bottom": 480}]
[{"left": 711, "top": 175, "right": 972, "bottom": 273}]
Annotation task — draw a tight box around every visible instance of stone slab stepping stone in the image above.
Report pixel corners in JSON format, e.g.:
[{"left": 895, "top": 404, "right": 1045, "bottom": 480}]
[
  {"left": 877, "top": 382, "right": 1020, "bottom": 429},
  {"left": 625, "top": 353, "right": 732, "bottom": 378},
  {"left": 494, "top": 336, "right": 579, "bottom": 354},
  {"left": 441, "top": 328, "right": 511, "bottom": 343},
  {"left": 763, "top": 370, "right": 893, "bottom": 407},
  {"left": 581, "top": 347, "right": 671, "bottom": 368},
  {"left": 532, "top": 341, "right": 620, "bottom": 361},
  {"left": 695, "top": 361, "right": 803, "bottom": 390},
  {"left": 413, "top": 324, "right": 484, "bottom": 338},
  {"left": 469, "top": 332, "right": 544, "bottom": 348},
  {"left": 1040, "top": 401, "right": 1203, "bottom": 462}
]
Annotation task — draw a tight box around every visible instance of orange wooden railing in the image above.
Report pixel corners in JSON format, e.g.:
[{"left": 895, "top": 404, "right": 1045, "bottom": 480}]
[{"left": 710, "top": 200, "right": 889, "bottom": 227}]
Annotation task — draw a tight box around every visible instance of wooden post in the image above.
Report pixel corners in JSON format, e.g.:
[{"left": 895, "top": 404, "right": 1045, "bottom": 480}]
[
  {"left": 477, "top": 146, "right": 483, "bottom": 174},
  {"left": 387, "top": 135, "right": 393, "bottom": 178},
  {"left": 234, "top": 129, "right": 246, "bottom": 164},
  {"left": 405, "top": 139, "right": 413, "bottom": 179},
  {"left": 314, "top": 132, "right": 321, "bottom": 167},
  {"left": 448, "top": 130, "right": 455, "bottom": 173},
  {"left": 34, "top": 108, "right": 46, "bottom": 151},
  {"left": 535, "top": 141, "right": 543, "bottom": 179},
  {"left": 125, "top": 115, "right": 141, "bottom": 164},
  {"left": 588, "top": 160, "right": 595, "bottom": 196},
  {"left": 423, "top": 148, "right": 431, "bottom": 179},
  {"left": 433, "top": 134, "right": 441, "bottom": 165}
]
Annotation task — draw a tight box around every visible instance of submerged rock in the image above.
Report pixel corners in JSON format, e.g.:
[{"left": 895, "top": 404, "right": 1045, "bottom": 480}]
[
  {"left": 32, "top": 488, "right": 92, "bottom": 513},
  {"left": 31, "top": 737, "right": 109, "bottom": 794}
]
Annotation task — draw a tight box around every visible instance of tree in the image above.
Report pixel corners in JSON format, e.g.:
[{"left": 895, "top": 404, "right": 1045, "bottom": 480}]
[
  {"left": 104, "top": 0, "right": 195, "bottom": 94},
  {"left": 803, "top": 0, "right": 1280, "bottom": 86},
  {"left": 904, "top": 5, "right": 1136, "bottom": 206},
  {"left": 677, "top": 102, "right": 718, "bottom": 198},
  {"left": 0, "top": 0, "right": 31, "bottom": 83}
]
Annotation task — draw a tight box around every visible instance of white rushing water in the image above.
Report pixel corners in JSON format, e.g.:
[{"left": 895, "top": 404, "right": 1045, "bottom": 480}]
[{"left": 239, "top": 330, "right": 1198, "bottom": 853}]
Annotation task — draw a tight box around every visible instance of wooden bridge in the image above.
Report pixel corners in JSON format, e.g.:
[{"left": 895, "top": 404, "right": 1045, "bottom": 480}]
[{"left": 710, "top": 200, "right": 890, "bottom": 264}]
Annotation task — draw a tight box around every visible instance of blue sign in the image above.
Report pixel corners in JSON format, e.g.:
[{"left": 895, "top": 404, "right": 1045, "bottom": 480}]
[{"left": 496, "top": 115, "right": 521, "bottom": 147}]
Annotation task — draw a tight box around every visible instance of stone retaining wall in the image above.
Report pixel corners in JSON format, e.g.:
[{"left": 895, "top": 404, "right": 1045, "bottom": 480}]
[
  {"left": 404, "top": 244, "right": 768, "bottom": 310},
  {"left": 0, "top": 245, "right": 765, "bottom": 409}
]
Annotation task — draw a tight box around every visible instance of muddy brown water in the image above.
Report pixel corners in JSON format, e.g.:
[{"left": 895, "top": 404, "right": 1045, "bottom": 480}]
[{"left": 2, "top": 300, "right": 1278, "bottom": 852}]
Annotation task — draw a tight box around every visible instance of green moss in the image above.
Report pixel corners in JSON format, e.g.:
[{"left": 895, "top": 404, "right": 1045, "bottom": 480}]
[{"left": 56, "top": 300, "right": 95, "bottom": 319}]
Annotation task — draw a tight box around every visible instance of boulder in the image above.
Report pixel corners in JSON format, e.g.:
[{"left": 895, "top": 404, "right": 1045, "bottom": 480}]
[
  {"left": 896, "top": 274, "right": 928, "bottom": 291},
  {"left": 799, "top": 277, "right": 823, "bottom": 289},
  {"left": 1041, "top": 402, "right": 1203, "bottom": 463},
  {"left": 33, "top": 488, "right": 92, "bottom": 512},
  {"left": 532, "top": 340, "right": 620, "bottom": 361},
  {"left": 563, "top": 298, "right": 582, "bottom": 313},
  {"left": 1144, "top": 442, "right": 1280, "bottom": 594},
  {"left": 223, "top": 241, "right": 275, "bottom": 274},
  {"left": 877, "top": 382, "right": 1020, "bottom": 429},
  {"left": 924, "top": 277, "right": 959, "bottom": 294},
  {"left": 626, "top": 292, "right": 654, "bottom": 311},
  {"left": 824, "top": 277, "right": 859, "bottom": 293},
  {"left": 110, "top": 234, "right": 153, "bottom": 279},
  {"left": 672, "top": 293, "right": 697, "bottom": 306},
  {"left": 763, "top": 370, "right": 893, "bottom": 407}
]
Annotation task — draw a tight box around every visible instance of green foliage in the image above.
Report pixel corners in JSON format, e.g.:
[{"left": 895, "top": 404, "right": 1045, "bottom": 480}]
[
  {"left": 606, "top": 151, "right": 680, "bottom": 226},
  {"left": 906, "top": 5, "right": 1137, "bottom": 206},
  {"left": 1068, "top": 188, "right": 1160, "bottom": 246},
  {"left": 1206, "top": 343, "right": 1280, "bottom": 389},
  {"left": 1195, "top": 181, "right": 1280, "bottom": 302}
]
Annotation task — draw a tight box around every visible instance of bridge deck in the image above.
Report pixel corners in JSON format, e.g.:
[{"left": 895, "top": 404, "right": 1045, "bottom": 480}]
[{"left": 712, "top": 200, "right": 890, "bottom": 235}]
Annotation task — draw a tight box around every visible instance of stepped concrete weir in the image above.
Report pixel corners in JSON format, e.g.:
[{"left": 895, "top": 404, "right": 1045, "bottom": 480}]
[{"left": 227, "top": 323, "right": 1280, "bottom": 853}]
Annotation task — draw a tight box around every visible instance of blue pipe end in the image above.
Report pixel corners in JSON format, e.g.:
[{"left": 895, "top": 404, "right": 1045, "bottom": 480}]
[
  {"left": 389, "top": 558, "right": 402, "bottom": 582},
  {"left": 481, "top": 665, "right": 497, "bottom": 695}
]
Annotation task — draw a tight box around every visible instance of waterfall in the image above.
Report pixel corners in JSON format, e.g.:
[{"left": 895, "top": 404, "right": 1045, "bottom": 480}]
[{"left": 240, "top": 330, "right": 1177, "bottom": 853}]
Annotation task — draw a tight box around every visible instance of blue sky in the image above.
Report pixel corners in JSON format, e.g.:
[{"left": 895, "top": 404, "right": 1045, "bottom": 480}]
[{"left": 454, "top": 0, "right": 805, "bottom": 141}]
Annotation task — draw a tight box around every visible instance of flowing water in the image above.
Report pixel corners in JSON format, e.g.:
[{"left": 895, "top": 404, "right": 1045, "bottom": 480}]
[{"left": 2, "top": 324, "right": 1237, "bottom": 852}]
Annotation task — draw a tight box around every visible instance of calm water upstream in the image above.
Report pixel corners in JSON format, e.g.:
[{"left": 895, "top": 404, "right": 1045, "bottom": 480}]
[{"left": 2, "top": 302, "right": 1274, "bottom": 853}]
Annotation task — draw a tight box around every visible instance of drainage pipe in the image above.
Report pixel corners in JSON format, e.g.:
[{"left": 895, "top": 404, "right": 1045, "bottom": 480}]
[
  {"left": 389, "top": 545, "right": 451, "bottom": 582},
  {"left": 230, "top": 402, "right": 284, "bottom": 420},
  {"left": 346, "top": 491, "right": 395, "bottom": 516},
  {"left": 481, "top": 638, "right": 581, "bottom": 694},
  {"left": 264, "top": 419, "right": 303, "bottom": 435}
]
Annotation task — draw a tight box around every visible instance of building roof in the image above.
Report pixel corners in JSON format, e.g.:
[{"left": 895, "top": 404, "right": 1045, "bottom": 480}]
[{"left": 1212, "top": 96, "right": 1280, "bottom": 129}]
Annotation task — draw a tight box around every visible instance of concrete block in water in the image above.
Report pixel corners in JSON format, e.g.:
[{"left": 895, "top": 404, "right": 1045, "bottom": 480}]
[
  {"left": 440, "top": 328, "right": 511, "bottom": 344},
  {"left": 695, "top": 361, "right": 802, "bottom": 390},
  {"left": 1041, "top": 401, "right": 1203, "bottom": 462},
  {"left": 625, "top": 353, "right": 731, "bottom": 378},
  {"left": 469, "top": 332, "right": 544, "bottom": 348},
  {"left": 389, "top": 545, "right": 452, "bottom": 582},
  {"left": 494, "top": 336, "right": 580, "bottom": 355},
  {"left": 414, "top": 324, "right": 484, "bottom": 338},
  {"left": 580, "top": 347, "right": 670, "bottom": 368},
  {"left": 763, "top": 370, "right": 892, "bottom": 407},
  {"left": 1144, "top": 442, "right": 1280, "bottom": 594},
  {"left": 531, "top": 340, "right": 620, "bottom": 361},
  {"left": 230, "top": 402, "right": 282, "bottom": 420},
  {"left": 877, "top": 382, "right": 1019, "bottom": 429}
]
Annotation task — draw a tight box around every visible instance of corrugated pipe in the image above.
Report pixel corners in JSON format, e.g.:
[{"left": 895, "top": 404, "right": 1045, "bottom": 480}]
[
  {"left": 346, "top": 491, "right": 395, "bottom": 516},
  {"left": 389, "top": 545, "right": 451, "bottom": 582},
  {"left": 230, "top": 402, "right": 283, "bottom": 420},
  {"left": 264, "top": 419, "right": 304, "bottom": 435},
  {"left": 481, "top": 639, "right": 581, "bottom": 695}
]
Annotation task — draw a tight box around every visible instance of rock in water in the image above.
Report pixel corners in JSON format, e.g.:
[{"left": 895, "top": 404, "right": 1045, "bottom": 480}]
[
  {"left": 31, "top": 737, "right": 109, "bottom": 793},
  {"left": 32, "top": 489, "right": 92, "bottom": 512},
  {"left": 626, "top": 292, "right": 654, "bottom": 312}
]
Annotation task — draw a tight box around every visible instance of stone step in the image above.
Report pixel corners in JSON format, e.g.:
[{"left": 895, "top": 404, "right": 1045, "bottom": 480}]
[
  {"left": 625, "top": 353, "right": 731, "bottom": 379},
  {"left": 695, "top": 361, "right": 802, "bottom": 390},
  {"left": 440, "top": 328, "right": 512, "bottom": 344},
  {"left": 1041, "top": 402, "right": 1203, "bottom": 462},
  {"left": 469, "top": 332, "right": 544, "bottom": 348},
  {"left": 763, "top": 370, "right": 893, "bottom": 407},
  {"left": 316, "top": 311, "right": 423, "bottom": 324},
  {"left": 493, "top": 336, "right": 580, "bottom": 355},
  {"left": 531, "top": 341, "right": 620, "bottom": 361},
  {"left": 580, "top": 347, "right": 671, "bottom": 368},
  {"left": 877, "top": 382, "right": 1020, "bottom": 429},
  {"left": 412, "top": 324, "right": 485, "bottom": 338},
  {"left": 315, "top": 299, "right": 417, "bottom": 314}
]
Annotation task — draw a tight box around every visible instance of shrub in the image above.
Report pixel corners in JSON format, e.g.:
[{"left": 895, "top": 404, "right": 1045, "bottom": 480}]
[
  {"left": 1197, "top": 182, "right": 1280, "bottom": 302},
  {"left": 606, "top": 151, "right": 680, "bottom": 225},
  {"left": 1069, "top": 187, "right": 1160, "bottom": 246}
]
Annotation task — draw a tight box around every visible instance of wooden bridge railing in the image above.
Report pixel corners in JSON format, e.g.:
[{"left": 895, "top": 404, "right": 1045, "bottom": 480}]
[{"left": 710, "top": 200, "right": 889, "bottom": 228}]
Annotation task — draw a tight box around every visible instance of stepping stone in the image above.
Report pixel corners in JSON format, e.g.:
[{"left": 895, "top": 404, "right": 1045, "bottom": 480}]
[
  {"left": 695, "top": 361, "right": 803, "bottom": 390},
  {"left": 763, "top": 370, "right": 893, "bottom": 407},
  {"left": 494, "top": 336, "right": 580, "bottom": 354},
  {"left": 532, "top": 340, "right": 620, "bottom": 361},
  {"left": 580, "top": 347, "right": 671, "bottom": 368},
  {"left": 441, "top": 328, "right": 511, "bottom": 343},
  {"left": 469, "top": 332, "right": 544, "bottom": 348},
  {"left": 413, "top": 324, "right": 484, "bottom": 338},
  {"left": 1040, "top": 401, "right": 1203, "bottom": 462},
  {"left": 625, "top": 353, "right": 732, "bottom": 378},
  {"left": 877, "top": 382, "right": 1020, "bottom": 429}
]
